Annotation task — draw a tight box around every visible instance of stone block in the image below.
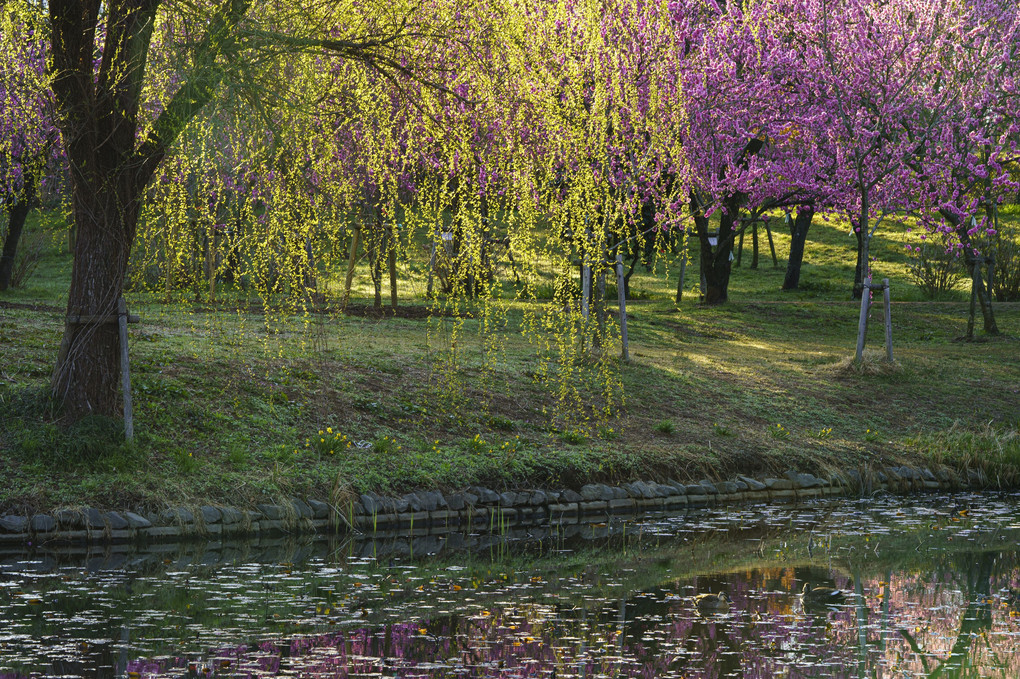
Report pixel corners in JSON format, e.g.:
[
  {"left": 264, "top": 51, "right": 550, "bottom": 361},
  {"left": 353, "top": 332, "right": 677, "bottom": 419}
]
[
  {"left": 765, "top": 478, "right": 795, "bottom": 490},
  {"left": 291, "top": 499, "right": 314, "bottom": 519},
  {"left": 549, "top": 502, "right": 579, "bottom": 516},
  {"left": 105, "top": 512, "right": 130, "bottom": 530},
  {"left": 561, "top": 489, "right": 583, "bottom": 502},
  {"left": 738, "top": 475, "right": 767, "bottom": 491},
  {"left": 144, "top": 526, "right": 183, "bottom": 540},
  {"left": 31, "top": 514, "right": 56, "bottom": 533},
  {"left": 698, "top": 481, "right": 719, "bottom": 494},
  {"left": 84, "top": 508, "right": 106, "bottom": 529},
  {"left": 0, "top": 515, "right": 28, "bottom": 533},
  {"left": 163, "top": 507, "right": 196, "bottom": 525},
  {"left": 609, "top": 498, "right": 637, "bottom": 513},
  {"left": 218, "top": 507, "right": 244, "bottom": 524}
]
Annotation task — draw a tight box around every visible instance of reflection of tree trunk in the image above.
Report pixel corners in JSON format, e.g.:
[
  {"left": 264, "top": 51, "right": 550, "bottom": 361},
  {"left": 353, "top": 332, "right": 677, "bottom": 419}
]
[
  {"left": 854, "top": 570, "right": 867, "bottom": 679},
  {"left": 782, "top": 206, "right": 814, "bottom": 291},
  {"left": 923, "top": 552, "right": 996, "bottom": 678}
]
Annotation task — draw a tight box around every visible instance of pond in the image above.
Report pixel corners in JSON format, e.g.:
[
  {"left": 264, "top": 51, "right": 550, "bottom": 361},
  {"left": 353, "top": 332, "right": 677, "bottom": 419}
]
[{"left": 3, "top": 492, "right": 1020, "bottom": 678}]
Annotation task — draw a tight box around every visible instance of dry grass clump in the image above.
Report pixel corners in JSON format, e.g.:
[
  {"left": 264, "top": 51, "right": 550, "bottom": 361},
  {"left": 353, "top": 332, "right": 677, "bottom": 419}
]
[{"left": 828, "top": 350, "right": 903, "bottom": 376}]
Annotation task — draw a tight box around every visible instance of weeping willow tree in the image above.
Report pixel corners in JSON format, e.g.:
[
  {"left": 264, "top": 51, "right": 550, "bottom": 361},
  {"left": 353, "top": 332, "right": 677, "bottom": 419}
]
[{"left": 44, "top": 0, "right": 687, "bottom": 427}]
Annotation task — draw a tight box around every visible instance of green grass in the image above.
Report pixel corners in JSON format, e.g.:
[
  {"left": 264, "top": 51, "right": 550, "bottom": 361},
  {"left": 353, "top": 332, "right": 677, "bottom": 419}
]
[{"left": 0, "top": 209, "right": 1018, "bottom": 515}]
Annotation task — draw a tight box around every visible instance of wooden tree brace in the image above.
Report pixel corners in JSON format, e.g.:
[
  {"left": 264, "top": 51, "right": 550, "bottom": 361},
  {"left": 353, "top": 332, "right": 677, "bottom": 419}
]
[
  {"left": 65, "top": 301, "right": 139, "bottom": 440},
  {"left": 66, "top": 313, "right": 140, "bottom": 325}
]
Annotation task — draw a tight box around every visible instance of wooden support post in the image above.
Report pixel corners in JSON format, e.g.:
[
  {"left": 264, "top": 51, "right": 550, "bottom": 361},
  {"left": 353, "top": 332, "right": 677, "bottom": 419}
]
[
  {"left": 615, "top": 253, "right": 629, "bottom": 361},
  {"left": 118, "top": 297, "right": 134, "bottom": 442},
  {"left": 855, "top": 275, "right": 872, "bottom": 362},
  {"left": 211, "top": 227, "right": 218, "bottom": 300},
  {"left": 882, "top": 278, "right": 893, "bottom": 362},
  {"left": 204, "top": 229, "right": 215, "bottom": 301},
  {"left": 427, "top": 227, "right": 439, "bottom": 299},
  {"left": 581, "top": 263, "right": 591, "bottom": 320},
  {"left": 388, "top": 225, "right": 398, "bottom": 309},
  {"left": 342, "top": 228, "right": 360, "bottom": 308}
]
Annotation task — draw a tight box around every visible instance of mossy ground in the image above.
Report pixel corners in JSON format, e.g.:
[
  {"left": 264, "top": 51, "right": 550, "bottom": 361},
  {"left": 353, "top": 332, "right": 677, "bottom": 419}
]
[{"left": 1, "top": 209, "right": 1018, "bottom": 515}]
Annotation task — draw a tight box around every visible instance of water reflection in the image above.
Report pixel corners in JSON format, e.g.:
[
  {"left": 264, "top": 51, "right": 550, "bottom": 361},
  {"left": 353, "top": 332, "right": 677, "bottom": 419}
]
[{"left": 2, "top": 492, "right": 1020, "bottom": 678}]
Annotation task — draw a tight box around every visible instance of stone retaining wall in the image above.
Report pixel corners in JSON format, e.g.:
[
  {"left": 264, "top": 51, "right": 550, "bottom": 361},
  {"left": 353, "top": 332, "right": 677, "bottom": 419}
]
[{"left": 0, "top": 465, "right": 989, "bottom": 547}]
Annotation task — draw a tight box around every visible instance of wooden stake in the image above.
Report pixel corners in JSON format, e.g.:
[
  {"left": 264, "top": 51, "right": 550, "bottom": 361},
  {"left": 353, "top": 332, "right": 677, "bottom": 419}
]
[
  {"left": 388, "top": 246, "right": 398, "bottom": 309},
  {"left": 882, "top": 278, "right": 893, "bottom": 362},
  {"left": 342, "top": 228, "right": 360, "bottom": 308},
  {"left": 581, "top": 263, "right": 591, "bottom": 320},
  {"left": 427, "top": 227, "right": 440, "bottom": 298},
  {"left": 616, "top": 253, "right": 629, "bottom": 361},
  {"left": 118, "top": 297, "right": 134, "bottom": 441},
  {"left": 855, "top": 275, "right": 872, "bottom": 362}
]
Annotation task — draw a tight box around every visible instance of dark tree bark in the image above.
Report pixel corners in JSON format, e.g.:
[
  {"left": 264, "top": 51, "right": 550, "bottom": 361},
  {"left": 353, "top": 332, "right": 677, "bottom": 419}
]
[
  {"left": 0, "top": 168, "right": 37, "bottom": 291},
  {"left": 692, "top": 193, "right": 738, "bottom": 305},
  {"left": 781, "top": 205, "right": 814, "bottom": 291},
  {"left": 691, "top": 138, "right": 762, "bottom": 304}
]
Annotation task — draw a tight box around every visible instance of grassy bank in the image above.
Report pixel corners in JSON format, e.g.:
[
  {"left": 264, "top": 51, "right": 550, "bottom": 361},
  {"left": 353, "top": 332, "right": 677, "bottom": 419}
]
[{"left": 1, "top": 210, "right": 1018, "bottom": 515}]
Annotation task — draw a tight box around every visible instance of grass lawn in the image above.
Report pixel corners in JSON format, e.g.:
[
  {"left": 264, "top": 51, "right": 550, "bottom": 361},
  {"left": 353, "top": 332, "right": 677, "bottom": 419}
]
[{"left": 1, "top": 207, "right": 1018, "bottom": 515}]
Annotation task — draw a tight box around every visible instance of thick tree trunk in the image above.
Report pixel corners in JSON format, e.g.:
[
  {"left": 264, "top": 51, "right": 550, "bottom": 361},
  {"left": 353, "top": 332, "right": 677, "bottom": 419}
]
[
  {"left": 0, "top": 170, "right": 36, "bottom": 291},
  {"left": 693, "top": 194, "right": 736, "bottom": 305},
  {"left": 781, "top": 205, "right": 814, "bottom": 291},
  {"left": 51, "top": 181, "right": 140, "bottom": 419}
]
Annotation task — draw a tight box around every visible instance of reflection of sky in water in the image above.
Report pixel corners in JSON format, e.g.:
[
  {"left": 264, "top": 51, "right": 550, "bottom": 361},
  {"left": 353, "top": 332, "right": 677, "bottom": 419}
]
[{"left": 1, "top": 492, "right": 1019, "bottom": 678}]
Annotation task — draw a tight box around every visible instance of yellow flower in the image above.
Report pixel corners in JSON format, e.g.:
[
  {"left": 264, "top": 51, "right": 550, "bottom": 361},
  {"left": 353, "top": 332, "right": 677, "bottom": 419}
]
[{"left": 327, "top": 427, "right": 332, "bottom": 434}]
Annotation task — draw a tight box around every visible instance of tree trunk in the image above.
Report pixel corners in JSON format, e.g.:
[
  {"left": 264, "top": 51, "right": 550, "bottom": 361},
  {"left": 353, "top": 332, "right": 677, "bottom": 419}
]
[
  {"left": 51, "top": 182, "right": 140, "bottom": 419},
  {"left": 851, "top": 202, "right": 870, "bottom": 300},
  {"left": 0, "top": 169, "right": 36, "bottom": 292},
  {"left": 940, "top": 210, "right": 998, "bottom": 334},
  {"left": 781, "top": 205, "right": 814, "bottom": 291},
  {"left": 693, "top": 193, "right": 736, "bottom": 305}
]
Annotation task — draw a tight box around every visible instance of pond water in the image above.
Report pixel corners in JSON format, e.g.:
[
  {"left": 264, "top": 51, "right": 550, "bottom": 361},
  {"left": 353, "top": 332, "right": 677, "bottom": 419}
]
[{"left": 3, "top": 492, "right": 1020, "bottom": 678}]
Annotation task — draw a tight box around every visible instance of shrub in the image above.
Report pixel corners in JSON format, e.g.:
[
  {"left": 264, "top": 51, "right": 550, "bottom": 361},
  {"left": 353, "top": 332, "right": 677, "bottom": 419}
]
[
  {"left": 654, "top": 420, "right": 675, "bottom": 435},
  {"left": 989, "top": 224, "right": 1020, "bottom": 302},
  {"left": 2, "top": 229, "right": 48, "bottom": 289},
  {"left": 905, "top": 236, "right": 964, "bottom": 299}
]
